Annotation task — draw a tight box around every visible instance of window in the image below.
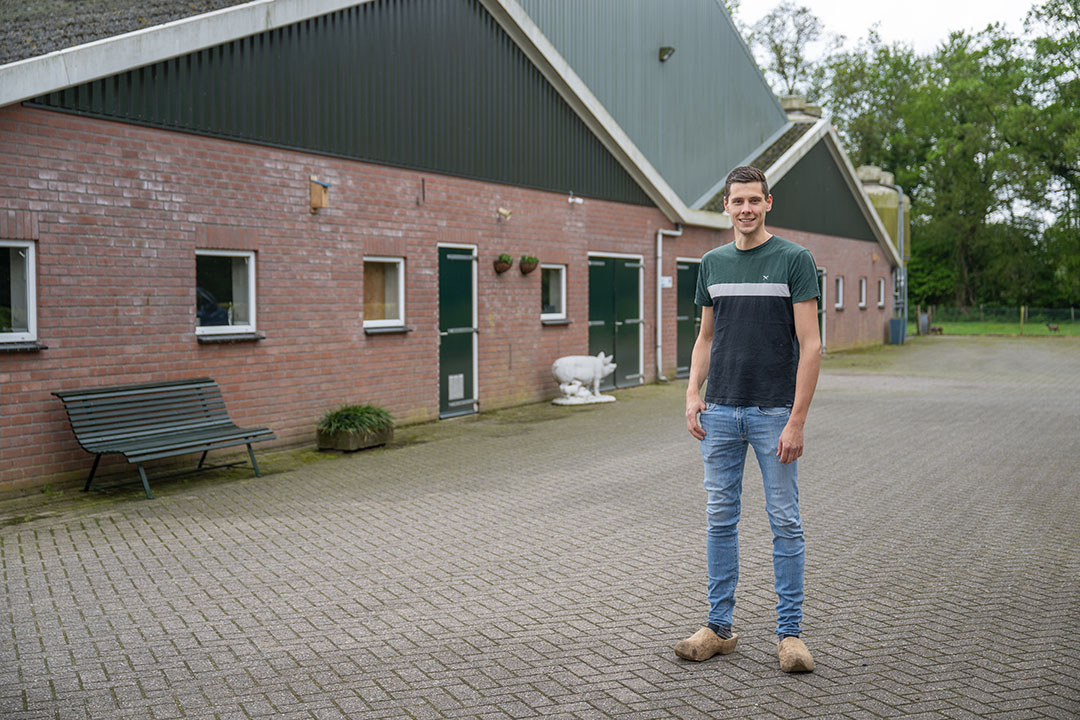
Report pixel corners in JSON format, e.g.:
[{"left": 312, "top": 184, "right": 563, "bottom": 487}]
[
  {"left": 195, "top": 250, "right": 255, "bottom": 334},
  {"left": 877, "top": 277, "right": 886, "bottom": 307},
  {"left": 363, "top": 257, "right": 405, "bottom": 328},
  {"left": 0, "top": 240, "right": 36, "bottom": 342},
  {"left": 541, "top": 264, "right": 566, "bottom": 321},
  {"left": 834, "top": 276, "right": 844, "bottom": 309},
  {"left": 858, "top": 277, "right": 867, "bottom": 308}
]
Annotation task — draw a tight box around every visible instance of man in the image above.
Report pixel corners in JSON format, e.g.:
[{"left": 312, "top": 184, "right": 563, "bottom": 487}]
[{"left": 675, "top": 166, "right": 821, "bottom": 673}]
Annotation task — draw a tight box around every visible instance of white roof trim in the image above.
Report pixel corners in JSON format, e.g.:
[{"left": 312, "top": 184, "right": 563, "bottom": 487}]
[
  {"left": 753, "top": 119, "right": 901, "bottom": 267},
  {"left": 0, "top": 0, "right": 371, "bottom": 108},
  {"left": 480, "top": 0, "right": 730, "bottom": 230}
]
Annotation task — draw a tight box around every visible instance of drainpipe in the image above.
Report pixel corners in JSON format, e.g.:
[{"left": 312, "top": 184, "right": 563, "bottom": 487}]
[
  {"left": 882, "top": 183, "right": 907, "bottom": 326},
  {"left": 656, "top": 224, "right": 683, "bottom": 382}
]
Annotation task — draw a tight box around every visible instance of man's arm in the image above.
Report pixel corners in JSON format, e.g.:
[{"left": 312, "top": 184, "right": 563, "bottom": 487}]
[
  {"left": 685, "top": 304, "right": 714, "bottom": 440},
  {"left": 776, "top": 299, "right": 822, "bottom": 463}
]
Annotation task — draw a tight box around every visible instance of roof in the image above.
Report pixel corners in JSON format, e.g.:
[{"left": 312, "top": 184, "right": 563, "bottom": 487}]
[
  {"left": 517, "top": 0, "right": 788, "bottom": 210},
  {"left": 0, "top": 0, "right": 901, "bottom": 257},
  {"left": 0, "top": 0, "right": 250, "bottom": 66},
  {"left": 698, "top": 121, "right": 816, "bottom": 213}
]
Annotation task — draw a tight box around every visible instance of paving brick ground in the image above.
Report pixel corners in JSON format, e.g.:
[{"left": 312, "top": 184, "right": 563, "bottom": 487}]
[{"left": 2, "top": 335, "right": 1079, "bottom": 719}]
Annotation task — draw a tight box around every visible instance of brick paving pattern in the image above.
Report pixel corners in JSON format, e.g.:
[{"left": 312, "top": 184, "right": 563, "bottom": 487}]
[{"left": 2, "top": 336, "right": 1078, "bottom": 719}]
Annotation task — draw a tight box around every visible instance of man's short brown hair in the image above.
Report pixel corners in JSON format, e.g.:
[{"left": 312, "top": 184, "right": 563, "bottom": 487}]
[{"left": 724, "top": 166, "right": 769, "bottom": 199}]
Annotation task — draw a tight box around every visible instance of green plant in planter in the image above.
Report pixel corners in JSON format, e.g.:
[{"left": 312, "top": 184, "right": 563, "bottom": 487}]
[
  {"left": 519, "top": 255, "right": 539, "bottom": 274},
  {"left": 494, "top": 253, "right": 513, "bottom": 273},
  {"left": 317, "top": 403, "right": 394, "bottom": 452}
]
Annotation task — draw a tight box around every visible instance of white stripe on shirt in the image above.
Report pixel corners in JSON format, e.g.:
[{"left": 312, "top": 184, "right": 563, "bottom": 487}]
[{"left": 707, "top": 282, "right": 791, "bottom": 299}]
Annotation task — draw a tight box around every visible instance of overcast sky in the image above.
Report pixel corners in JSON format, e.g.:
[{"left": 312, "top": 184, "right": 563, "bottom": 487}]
[{"left": 742, "top": 0, "right": 1037, "bottom": 54}]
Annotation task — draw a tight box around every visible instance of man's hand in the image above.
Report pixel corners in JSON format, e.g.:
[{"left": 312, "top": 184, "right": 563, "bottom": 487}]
[
  {"left": 776, "top": 420, "right": 804, "bottom": 464},
  {"left": 686, "top": 395, "right": 707, "bottom": 440}
]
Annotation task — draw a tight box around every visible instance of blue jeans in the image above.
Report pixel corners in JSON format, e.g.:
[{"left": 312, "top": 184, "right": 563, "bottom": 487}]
[{"left": 699, "top": 403, "right": 804, "bottom": 637}]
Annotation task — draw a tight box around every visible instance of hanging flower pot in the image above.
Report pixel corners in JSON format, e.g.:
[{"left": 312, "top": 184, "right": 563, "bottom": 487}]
[
  {"left": 494, "top": 253, "right": 513, "bottom": 274},
  {"left": 519, "top": 255, "right": 539, "bottom": 275}
]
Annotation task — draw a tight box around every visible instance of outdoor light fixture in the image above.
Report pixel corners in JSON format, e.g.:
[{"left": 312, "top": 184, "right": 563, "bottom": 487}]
[
  {"left": 659, "top": 46, "right": 676, "bottom": 62},
  {"left": 497, "top": 206, "right": 512, "bottom": 220},
  {"left": 568, "top": 192, "right": 583, "bottom": 205}
]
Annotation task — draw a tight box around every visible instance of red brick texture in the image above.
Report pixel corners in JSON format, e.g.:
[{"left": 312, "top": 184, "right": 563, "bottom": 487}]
[{"left": 0, "top": 105, "right": 893, "bottom": 493}]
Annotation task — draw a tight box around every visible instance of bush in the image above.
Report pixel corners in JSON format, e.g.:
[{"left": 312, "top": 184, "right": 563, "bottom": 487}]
[{"left": 317, "top": 404, "right": 393, "bottom": 435}]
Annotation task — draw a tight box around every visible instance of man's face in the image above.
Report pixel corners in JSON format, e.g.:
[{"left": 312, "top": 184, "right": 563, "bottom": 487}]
[{"left": 723, "top": 182, "right": 772, "bottom": 235}]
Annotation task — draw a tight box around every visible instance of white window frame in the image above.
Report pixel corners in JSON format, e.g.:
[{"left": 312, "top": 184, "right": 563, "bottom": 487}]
[
  {"left": 540, "top": 263, "right": 567, "bottom": 321},
  {"left": 834, "top": 276, "right": 844, "bottom": 309},
  {"left": 877, "top": 277, "right": 886, "bottom": 308},
  {"left": 363, "top": 256, "right": 406, "bottom": 328},
  {"left": 0, "top": 240, "right": 37, "bottom": 343},
  {"left": 195, "top": 249, "right": 256, "bottom": 335},
  {"left": 858, "top": 276, "right": 867, "bottom": 309}
]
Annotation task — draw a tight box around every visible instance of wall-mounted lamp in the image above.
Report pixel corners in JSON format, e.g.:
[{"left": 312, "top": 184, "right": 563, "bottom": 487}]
[
  {"left": 659, "top": 46, "right": 676, "bottom": 62},
  {"left": 497, "top": 206, "right": 513, "bottom": 220},
  {"left": 568, "top": 192, "right": 583, "bottom": 205},
  {"left": 309, "top": 175, "right": 330, "bottom": 214}
]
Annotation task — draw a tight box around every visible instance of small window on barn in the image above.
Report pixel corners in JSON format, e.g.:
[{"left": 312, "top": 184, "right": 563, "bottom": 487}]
[
  {"left": 877, "top": 277, "right": 886, "bottom": 307},
  {"left": 364, "top": 257, "right": 405, "bottom": 328},
  {"left": 834, "top": 276, "right": 844, "bottom": 309},
  {"left": 541, "top": 264, "right": 566, "bottom": 321},
  {"left": 0, "top": 240, "right": 36, "bottom": 342},
  {"left": 196, "top": 249, "right": 256, "bottom": 334},
  {"left": 858, "top": 277, "right": 867, "bottom": 308}
]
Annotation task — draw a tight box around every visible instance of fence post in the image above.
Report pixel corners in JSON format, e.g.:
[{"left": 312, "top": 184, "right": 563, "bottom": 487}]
[{"left": 1020, "top": 305, "right": 1025, "bottom": 335}]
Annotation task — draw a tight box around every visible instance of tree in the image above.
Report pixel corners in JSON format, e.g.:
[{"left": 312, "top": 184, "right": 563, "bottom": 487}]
[
  {"left": 749, "top": 1, "right": 837, "bottom": 99},
  {"left": 822, "top": 26, "right": 1035, "bottom": 308}
]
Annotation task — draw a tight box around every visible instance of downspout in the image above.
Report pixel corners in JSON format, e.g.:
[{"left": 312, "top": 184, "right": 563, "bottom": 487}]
[
  {"left": 656, "top": 224, "right": 683, "bottom": 382},
  {"left": 883, "top": 183, "right": 907, "bottom": 326}
]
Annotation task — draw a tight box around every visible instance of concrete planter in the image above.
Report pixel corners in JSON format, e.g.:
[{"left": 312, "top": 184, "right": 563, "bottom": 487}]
[{"left": 317, "top": 427, "right": 393, "bottom": 452}]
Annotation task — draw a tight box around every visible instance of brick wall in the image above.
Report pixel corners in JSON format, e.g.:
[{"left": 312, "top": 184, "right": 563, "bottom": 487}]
[
  {"left": 778, "top": 227, "right": 896, "bottom": 350},
  {"left": 0, "top": 105, "right": 894, "bottom": 494},
  {"left": 0, "top": 106, "right": 679, "bottom": 493}
]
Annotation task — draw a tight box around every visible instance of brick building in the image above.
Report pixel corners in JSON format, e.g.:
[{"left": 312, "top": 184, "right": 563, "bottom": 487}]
[{"left": 0, "top": 0, "right": 901, "bottom": 494}]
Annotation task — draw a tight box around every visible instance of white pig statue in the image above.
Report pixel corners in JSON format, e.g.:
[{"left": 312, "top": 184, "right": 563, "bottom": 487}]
[{"left": 551, "top": 352, "right": 617, "bottom": 404}]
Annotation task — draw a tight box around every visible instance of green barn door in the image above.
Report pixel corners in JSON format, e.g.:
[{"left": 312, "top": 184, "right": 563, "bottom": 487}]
[
  {"left": 588, "top": 255, "right": 642, "bottom": 391},
  {"left": 588, "top": 257, "right": 616, "bottom": 391},
  {"left": 614, "top": 258, "right": 643, "bottom": 387},
  {"left": 439, "top": 247, "right": 477, "bottom": 418},
  {"left": 676, "top": 260, "right": 701, "bottom": 378}
]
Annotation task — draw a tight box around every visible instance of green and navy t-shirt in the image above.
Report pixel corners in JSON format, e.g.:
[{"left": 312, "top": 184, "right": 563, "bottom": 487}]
[{"left": 695, "top": 235, "right": 819, "bottom": 408}]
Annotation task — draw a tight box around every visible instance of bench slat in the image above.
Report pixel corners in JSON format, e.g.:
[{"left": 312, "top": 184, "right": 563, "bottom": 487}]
[
  {"left": 121, "top": 430, "right": 276, "bottom": 463},
  {"left": 53, "top": 377, "right": 218, "bottom": 401},
  {"left": 90, "top": 425, "right": 272, "bottom": 452},
  {"left": 78, "top": 419, "right": 239, "bottom": 448}
]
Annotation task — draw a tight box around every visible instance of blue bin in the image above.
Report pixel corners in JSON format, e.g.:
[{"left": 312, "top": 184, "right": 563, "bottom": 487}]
[{"left": 889, "top": 317, "right": 907, "bottom": 345}]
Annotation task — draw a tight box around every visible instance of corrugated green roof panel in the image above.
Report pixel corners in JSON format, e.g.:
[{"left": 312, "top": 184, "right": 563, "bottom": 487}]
[
  {"left": 518, "top": 0, "right": 787, "bottom": 207},
  {"left": 27, "top": 0, "right": 652, "bottom": 206},
  {"left": 768, "top": 140, "right": 877, "bottom": 242}
]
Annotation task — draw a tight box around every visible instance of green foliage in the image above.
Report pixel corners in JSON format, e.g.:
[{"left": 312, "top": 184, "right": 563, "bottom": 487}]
[
  {"left": 317, "top": 404, "right": 393, "bottom": 435},
  {"left": 520, "top": 255, "right": 538, "bottom": 264},
  {"left": 497, "top": 253, "right": 512, "bottom": 264},
  {"left": 815, "top": 2, "right": 1080, "bottom": 309}
]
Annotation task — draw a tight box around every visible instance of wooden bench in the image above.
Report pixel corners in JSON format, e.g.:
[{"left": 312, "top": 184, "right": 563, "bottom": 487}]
[{"left": 53, "top": 378, "right": 275, "bottom": 499}]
